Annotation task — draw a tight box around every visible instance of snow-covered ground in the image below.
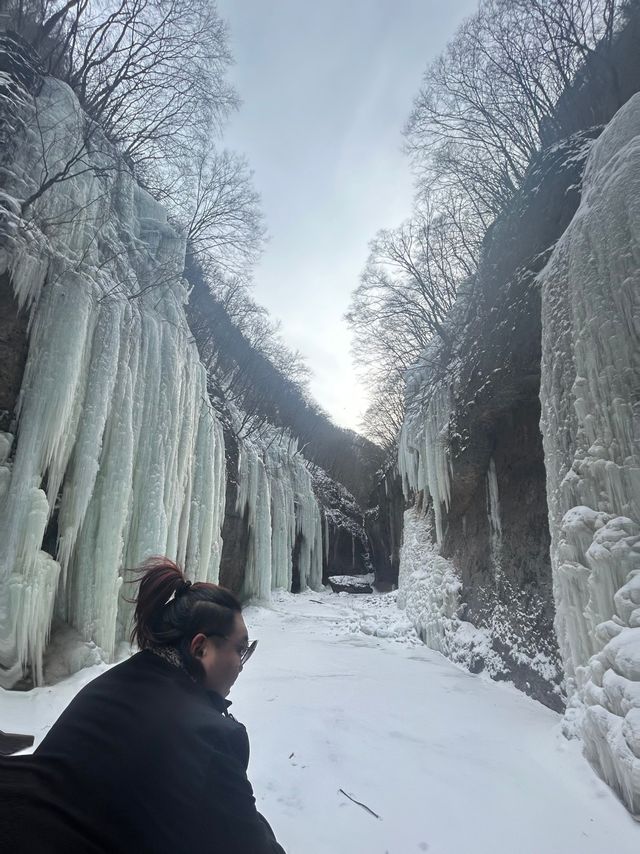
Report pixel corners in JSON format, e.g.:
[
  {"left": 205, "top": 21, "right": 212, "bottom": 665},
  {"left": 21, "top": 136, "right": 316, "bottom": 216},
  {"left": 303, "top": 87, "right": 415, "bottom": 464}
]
[{"left": 2, "top": 591, "right": 639, "bottom": 853}]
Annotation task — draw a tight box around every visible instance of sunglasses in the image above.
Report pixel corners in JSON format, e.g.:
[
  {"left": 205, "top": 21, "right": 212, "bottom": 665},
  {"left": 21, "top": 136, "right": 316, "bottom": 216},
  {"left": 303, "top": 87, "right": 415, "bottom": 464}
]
[{"left": 207, "top": 634, "right": 258, "bottom": 665}]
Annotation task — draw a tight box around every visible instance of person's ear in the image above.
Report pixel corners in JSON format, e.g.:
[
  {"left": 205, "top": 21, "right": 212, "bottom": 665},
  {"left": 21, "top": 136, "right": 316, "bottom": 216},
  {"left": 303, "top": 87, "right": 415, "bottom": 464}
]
[{"left": 190, "top": 632, "right": 209, "bottom": 659}]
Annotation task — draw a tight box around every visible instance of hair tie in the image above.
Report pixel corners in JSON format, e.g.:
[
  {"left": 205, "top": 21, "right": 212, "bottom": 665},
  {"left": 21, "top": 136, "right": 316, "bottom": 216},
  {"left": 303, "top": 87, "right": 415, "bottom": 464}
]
[{"left": 177, "top": 579, "right": 192, "bottom": 596}]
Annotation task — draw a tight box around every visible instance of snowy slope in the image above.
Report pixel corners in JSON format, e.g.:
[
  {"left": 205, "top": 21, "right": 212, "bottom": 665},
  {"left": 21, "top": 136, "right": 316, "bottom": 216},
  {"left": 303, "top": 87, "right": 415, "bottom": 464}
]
[{"left": 2, "top": 592, "right": 638, "bottom": 854}]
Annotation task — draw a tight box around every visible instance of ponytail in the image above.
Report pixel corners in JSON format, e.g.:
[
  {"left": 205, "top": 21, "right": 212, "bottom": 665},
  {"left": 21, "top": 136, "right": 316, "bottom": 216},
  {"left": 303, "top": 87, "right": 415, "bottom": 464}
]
[
  {"left": 130, "top": 558, "right": 186, "bottom": 649},
  {"left": 129, "top": 558, "right": 242, "bottom": 671}
]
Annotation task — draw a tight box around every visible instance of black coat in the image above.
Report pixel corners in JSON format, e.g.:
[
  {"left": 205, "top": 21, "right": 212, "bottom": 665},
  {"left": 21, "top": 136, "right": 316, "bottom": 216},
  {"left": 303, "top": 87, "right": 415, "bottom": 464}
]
[{"left": 0, "top": 651, "right": 286, "bottom": 854}]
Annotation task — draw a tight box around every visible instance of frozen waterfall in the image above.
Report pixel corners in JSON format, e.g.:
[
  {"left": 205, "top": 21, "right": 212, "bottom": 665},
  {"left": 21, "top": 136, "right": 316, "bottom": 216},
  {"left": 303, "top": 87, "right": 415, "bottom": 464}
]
[
  {"left": 539, "top": 93, "right": 640, "bottom": 816},
  {"left": 235, "top": 434, "right": 323, "bottom": 600},
  {"left": 0, "top": 77, "right": 227, "bottom": 687},
  {"left": 398, "top": 383, "right": 453, "bottom": 545},
  {"left": 0, "top": 73, "right": 328, "bottom": 688}
]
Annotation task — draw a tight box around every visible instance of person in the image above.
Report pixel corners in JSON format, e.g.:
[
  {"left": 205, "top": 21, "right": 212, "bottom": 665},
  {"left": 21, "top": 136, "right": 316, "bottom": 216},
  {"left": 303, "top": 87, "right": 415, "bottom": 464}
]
[{"left": 0, "top": 558, "right": 286, "bottom": 854}]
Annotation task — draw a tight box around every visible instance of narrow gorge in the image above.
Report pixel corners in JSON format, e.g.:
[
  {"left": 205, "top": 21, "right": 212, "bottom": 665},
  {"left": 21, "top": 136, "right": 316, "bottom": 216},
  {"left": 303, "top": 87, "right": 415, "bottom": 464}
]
[{"left": 1, "top": 4, "right": 639, "bottom": 827}]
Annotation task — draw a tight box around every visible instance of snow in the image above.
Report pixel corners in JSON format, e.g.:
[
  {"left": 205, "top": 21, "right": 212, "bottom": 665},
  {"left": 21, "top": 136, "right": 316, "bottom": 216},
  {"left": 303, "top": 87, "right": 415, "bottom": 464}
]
[
  {"left": 397, "top": 507, "right": 562, "bottom": 687},
  {"left": 538, "top": 92, "right": 640, "bottom": 814},
  {"left": 2, "top": 591, "right": 638, "bottom": 853}
]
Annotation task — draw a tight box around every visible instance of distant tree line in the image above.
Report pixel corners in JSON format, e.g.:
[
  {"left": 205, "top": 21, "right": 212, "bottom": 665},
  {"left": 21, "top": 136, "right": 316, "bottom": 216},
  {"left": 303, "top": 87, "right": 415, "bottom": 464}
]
[
  {"left": 185, "top": 251, "right": 382, "bottom": 505},
  {"left": 348, "top": 0, "right": 640, "bottom": 453}
]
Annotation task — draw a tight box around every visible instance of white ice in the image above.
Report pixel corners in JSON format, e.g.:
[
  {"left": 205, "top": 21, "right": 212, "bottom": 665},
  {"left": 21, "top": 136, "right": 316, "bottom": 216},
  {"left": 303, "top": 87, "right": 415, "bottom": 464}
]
[
  {"left": 539, "top": 93, "right": 640, "bottom": 813},
  {"left": 0, "top": 77, "right": 227, "bottom": 685},
  {"left": 0, "top": 73, "right": 329, "bottom": 687},
  {"left": 234, "top": 432, "right": 324, "bottom": 601},
  {"left": 398, "top": 384, "right": 452, "bottom": 545}
]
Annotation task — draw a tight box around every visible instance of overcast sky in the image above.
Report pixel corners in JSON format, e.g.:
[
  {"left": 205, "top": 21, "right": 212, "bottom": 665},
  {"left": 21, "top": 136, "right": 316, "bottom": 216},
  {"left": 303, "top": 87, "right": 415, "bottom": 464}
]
[{"left": 216, "top": 0, "right": 479, "bottom": 432}]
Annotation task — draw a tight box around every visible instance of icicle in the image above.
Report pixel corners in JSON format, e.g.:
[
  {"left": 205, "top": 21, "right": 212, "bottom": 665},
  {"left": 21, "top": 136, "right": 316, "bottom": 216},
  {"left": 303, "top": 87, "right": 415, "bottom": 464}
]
[
  {"left": 398, "top": 384, "right": 453, "bottom": 543},
  {"left": 486, "top": 457, "right": 502, "bottom": 588},
  {"left": 0, "top": 77, "right": 227, "bottom": 685}
]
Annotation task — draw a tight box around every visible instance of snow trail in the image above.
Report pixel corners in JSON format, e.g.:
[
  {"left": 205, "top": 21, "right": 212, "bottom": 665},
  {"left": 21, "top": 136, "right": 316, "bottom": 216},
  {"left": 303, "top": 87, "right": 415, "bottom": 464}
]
[{"left": 3, "top": 591, "right": 638, "bottom": 853}]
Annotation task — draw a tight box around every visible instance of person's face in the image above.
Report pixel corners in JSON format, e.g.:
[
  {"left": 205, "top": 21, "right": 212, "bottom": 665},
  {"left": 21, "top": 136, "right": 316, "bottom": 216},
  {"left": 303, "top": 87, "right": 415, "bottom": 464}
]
[{"left": 191, "top": 613, "right": 249, "bottom": 697}]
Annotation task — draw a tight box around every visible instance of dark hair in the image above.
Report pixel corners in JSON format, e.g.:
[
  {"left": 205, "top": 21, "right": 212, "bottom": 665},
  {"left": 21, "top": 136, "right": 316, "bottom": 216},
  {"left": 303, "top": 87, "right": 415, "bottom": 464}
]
[{"left": 129, "top": 558, "right": 241, "bottom": 679}]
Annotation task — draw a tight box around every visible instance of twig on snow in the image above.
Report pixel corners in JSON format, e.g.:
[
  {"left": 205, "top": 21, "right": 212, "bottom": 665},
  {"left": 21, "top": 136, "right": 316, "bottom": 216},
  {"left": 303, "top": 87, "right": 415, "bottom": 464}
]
[{"left": 338, "top": 788, "right": 380, "bottom": 820}]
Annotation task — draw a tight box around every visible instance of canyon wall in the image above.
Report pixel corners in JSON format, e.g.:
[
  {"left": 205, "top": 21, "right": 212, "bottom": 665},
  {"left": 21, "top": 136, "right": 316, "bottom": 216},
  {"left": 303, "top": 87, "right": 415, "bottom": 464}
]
[{"left": 0, "top": 48, "right": 363, "bottom": 688}]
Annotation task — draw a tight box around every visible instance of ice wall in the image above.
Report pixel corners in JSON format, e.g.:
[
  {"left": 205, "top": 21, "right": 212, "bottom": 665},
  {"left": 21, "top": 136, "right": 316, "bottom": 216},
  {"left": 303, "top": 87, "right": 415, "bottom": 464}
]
[
  {"left": 397, "top": 507, "right": 461, "bottom": 654},
  {"left": 235, "top": 433, "right": 323, "bottom": 599},
  {"left": 0, "top": 75, "right": 226, "bottom": 686},
  {"left": 539, "top": 94, "right": 640, "bottom": 815}
]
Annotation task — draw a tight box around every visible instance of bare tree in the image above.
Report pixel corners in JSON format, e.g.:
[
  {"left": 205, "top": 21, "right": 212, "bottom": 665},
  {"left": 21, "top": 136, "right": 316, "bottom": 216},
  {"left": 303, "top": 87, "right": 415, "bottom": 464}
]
[
  {"left": 405, "top": 0, "right": 622, "bottom": 219},
  {"left": 347, "top": 192, "right": 479, "bottom": 385},
  {"left": 350, "top": 0, "right": 627, "bottom": 450},
  {"left": 173, "top": 147, "right": 266, "bottom": 279},
  {"left": 8, "top": 0, "right": 237, "bottom": 176},
  {"left": 19, "top": 95, "right": 105, "bottom": 216},
  {"left": 359, "top": 377, "right": 406, "bottom": 453}
]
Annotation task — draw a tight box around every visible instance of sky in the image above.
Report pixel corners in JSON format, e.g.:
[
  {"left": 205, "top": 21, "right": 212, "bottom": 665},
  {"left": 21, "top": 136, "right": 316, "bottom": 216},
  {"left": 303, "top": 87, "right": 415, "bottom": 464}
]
[{"left": 215, "top": 0, "right": 479, "bottom": 431}]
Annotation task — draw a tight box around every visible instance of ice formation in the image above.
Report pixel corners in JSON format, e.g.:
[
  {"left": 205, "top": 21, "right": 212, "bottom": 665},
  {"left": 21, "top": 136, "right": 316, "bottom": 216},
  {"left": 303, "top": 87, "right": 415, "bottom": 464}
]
[
  {"left": 486, "top": 457, "right": 503, "bottom": 585},
  {"left": 396, "top": 507, "right": 537, "bottom": 679},
  {"left": 397, "top": 508, "right": 461, "bottom": 654},
  {"left": 0, "top": 71, "right": 333, "bottom": 686},
  {"left": 398, "top": 383, "right": 453, "bottom": 544},
  {"left": 235, "top": 434, "right": 323, "bottom": 599},
  {"left": 0, "top": 76, "right": 228, "bottom": 686},
  {"left": 538, "top": 93, "right": 640, "bottom": 815}
]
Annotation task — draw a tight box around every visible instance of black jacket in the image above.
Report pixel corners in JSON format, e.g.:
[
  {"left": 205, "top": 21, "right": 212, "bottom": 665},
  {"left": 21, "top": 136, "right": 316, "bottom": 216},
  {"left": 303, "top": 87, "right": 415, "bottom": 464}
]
[{"left": 0, "top": 651, "right": 286, "bottom": 854}]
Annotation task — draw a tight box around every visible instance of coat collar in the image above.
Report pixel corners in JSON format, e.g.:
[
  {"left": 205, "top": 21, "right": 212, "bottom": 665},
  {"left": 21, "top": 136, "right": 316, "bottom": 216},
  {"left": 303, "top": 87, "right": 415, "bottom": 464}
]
[
  {"left": 146, "top": 646, "right": 232, "bottom": 713},
  {"left": 206, "top": 690, "right": 232, "bottom": 714}
]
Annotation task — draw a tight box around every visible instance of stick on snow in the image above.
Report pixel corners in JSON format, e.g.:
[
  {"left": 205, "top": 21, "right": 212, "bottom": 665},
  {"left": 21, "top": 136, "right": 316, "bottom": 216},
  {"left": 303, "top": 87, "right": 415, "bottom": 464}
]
[{"left": 338, "top": 788, "right": 380, "bottom": 819}]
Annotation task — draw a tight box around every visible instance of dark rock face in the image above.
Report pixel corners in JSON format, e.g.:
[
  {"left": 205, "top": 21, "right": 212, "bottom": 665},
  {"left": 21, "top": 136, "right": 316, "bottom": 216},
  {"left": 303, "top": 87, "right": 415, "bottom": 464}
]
[
  {"left": 408, "top": 132, "right": 602, "bottom": 711},
  {"left": 365, "top": 468, "right": 404, "bottom": 588},
  {"left": 328, "top": 576, "right": 372, "bottom": 594},
  {"left": 445, "top": 403, "right": 552, "bottom": 618},
  {"left": 311, "top": 469, "right": 371, "bottom": 584},
  {"left": 0, "top": 31, "right": 44, "bottom": 96},
  {"left": 0, "top": 37, "right": 40, "bottom": 435},
  {"left": 443, "top": 400, "right": 560, "bottom": 710},
  {"left": 323, "top": 523, "right": 368, "bottom": 581},
  {"left": 0, "top": 272, "right": 28, "bottom": 432}
]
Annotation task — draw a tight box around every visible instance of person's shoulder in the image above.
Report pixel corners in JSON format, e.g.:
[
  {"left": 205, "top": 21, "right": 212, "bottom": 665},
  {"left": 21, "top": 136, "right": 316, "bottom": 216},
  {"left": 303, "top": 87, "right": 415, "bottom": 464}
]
[{"left": 67, "top": 651, "right": 191, "bottom": 710}]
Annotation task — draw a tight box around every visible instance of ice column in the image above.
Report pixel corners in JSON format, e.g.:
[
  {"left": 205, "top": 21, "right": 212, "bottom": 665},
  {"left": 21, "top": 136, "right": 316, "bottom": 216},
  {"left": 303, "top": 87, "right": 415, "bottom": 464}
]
[
  {"left": 234, "top": 433, "right": 324, "bottom": 599},
  {"left": 398, "top": 383, "right": 453, "bottom": 544},
  {"left": 0, "top": 78, "right": 226, "bottom": 686},
  {"left": 486, "top": 457, "right": 503, "bottom": 587},
  {"left": 397, "top": 507, "right": 462, "bottom": 653},
  {"left": 236, "top": 440, "right": 273, "bottom": 601},
  {"left": 538, "top": 93, "right": 640, "bottom": 815}
]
